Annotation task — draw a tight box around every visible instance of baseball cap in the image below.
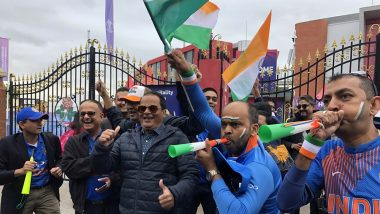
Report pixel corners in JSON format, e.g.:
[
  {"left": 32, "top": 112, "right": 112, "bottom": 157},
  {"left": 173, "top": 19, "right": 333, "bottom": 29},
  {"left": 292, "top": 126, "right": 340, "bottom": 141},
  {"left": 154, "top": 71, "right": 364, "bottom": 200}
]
[
  {"left": 17, "top": 107, "right": 49, "bottom": 123},
  {"left": 124, "top": 85, "right": 146, "bottom": 102}
]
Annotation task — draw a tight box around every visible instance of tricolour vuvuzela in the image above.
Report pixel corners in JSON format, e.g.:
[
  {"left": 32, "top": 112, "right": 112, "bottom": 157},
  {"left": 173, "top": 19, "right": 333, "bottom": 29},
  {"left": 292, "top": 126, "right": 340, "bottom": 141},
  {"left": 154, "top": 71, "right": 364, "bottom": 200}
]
[
  {"left": 258, "top": 120, "right": 321, "bottom": 143},
  {"left": 222, "top": 11, "right": 271, "bottom": 100},
  {"left": 168, "top": 139, "right": 227, "bottom": 158}
]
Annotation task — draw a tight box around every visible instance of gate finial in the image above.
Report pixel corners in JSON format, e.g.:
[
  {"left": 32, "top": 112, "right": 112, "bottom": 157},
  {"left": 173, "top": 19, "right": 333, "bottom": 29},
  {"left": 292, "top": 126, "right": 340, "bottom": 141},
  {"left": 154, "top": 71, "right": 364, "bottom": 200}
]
[
  {"left": 315, "top": 49, "right": 320, "bottom": 59},
  {"left": 358, "top": 32, "right": 363, "bottom": 40},
  {"left": 323, "top": 44, "right": 329, "bottom": 54},
  {"left": 298, "top": 58, "right": 304, "bottom": 67},
  {"left": 306, "top": 52, "right": 311, "bottom": 63},
  {"left": 340, "top": 37, "right": 346, "bottom": 46},
  {"left": 349, "top": 34, "right": 355, "bottom": 43}
]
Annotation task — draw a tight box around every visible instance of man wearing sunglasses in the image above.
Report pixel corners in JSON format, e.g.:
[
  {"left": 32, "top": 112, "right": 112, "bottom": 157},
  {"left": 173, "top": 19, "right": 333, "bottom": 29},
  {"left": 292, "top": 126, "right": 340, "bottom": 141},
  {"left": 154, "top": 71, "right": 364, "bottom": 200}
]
[
  {"left": 92, "top": 91, "right": 198, "bottom": 213},
  {"left": 278, "top": 73, "right": 380, "bottom": 213},
  {"left": 96, "top": 81, "right": 204, "bottom": 140},
  {"left": 62, "top": 100, "right": 119, "bottom": 214},
  {"left": 0, "top": 107, "right": 63, "bottom": 214},
  {"left": 282, "top": 95, "right": 315, "bottom": 160}
]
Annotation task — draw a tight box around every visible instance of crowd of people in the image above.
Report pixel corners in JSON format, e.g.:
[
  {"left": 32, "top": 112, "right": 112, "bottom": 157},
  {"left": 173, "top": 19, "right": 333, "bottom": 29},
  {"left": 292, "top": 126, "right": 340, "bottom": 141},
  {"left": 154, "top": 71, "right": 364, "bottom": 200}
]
[{"left": 0, "top": 49, "right": 379, "bottom": 214}]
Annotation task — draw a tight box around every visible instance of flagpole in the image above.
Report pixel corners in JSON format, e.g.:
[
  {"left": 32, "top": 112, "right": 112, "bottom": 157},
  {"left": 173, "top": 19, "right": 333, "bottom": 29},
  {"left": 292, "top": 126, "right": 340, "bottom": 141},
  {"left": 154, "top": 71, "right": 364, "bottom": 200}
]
[
  {"left": 219, "top": 52, "right": 224, "bottom": 116},
  {"left": 143, "top": 1, "right": 172, "bottom": 53}
]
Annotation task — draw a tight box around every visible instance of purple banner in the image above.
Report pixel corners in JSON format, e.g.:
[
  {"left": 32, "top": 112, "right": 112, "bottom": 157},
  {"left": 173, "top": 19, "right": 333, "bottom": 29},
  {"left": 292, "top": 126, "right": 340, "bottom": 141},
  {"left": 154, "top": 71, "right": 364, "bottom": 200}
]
[
  {"left": 146, "top": 85, "right": 183, "bottom": 116},
  {"left": 105, "top": 0, "right": 114, "bottom": 52},
  {"left": 258, "top": 49, "right": 278, "bottom": 92},
  {"left": 0, "top": 37, "right": 9, "bottom": 80}
]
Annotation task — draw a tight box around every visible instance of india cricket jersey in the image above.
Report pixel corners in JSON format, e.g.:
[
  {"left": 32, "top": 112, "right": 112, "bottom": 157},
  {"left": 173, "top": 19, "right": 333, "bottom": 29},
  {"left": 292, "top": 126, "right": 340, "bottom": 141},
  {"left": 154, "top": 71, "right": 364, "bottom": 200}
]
[{"left": 307, "top": 136, "right": 380, "bottom": 213}]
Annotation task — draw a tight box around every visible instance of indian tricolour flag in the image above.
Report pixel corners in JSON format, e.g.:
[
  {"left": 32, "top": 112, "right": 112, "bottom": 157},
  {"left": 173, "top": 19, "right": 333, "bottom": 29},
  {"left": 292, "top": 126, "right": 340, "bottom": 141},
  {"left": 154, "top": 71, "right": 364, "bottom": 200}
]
[
  {"left": 143, "top": 0, "right": 208, "bottom": 53},
  {"left": 222, "top": 11, "right": 272, "bottom": 100},
  {"left": 167, "top": 1, "right": 219, "bottom": 50}
]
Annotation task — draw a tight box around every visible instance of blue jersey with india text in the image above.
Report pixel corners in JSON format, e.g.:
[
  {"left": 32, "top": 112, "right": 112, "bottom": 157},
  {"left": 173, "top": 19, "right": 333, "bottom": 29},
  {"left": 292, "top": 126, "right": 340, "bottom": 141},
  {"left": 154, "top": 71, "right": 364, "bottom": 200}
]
[{"left": 307, "top": 136, "right": 380, "bottom": 213}]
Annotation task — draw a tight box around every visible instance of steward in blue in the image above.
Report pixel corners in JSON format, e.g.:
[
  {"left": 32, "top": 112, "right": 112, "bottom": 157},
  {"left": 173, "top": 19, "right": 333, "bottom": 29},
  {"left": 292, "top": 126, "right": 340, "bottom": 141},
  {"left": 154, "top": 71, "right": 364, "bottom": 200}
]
[{"left": 0, "top": 107, "right": 63, "bottom": 214}]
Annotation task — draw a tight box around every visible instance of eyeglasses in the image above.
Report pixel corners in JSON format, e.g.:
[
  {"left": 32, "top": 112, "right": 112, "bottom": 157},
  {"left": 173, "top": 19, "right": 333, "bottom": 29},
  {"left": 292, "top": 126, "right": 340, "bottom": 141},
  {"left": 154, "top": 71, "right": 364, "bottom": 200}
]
[
  {"left": 297, "top": 104, "right": 310, "bottom": 109},
  {"left": 80, "top": 111, "right": 96, "bottom": 117},
  {"left": 137, "top": 105, "right": 161, "bottom": 114},
  {"left": 206, "top": 96, "right": 218, "bottom": 102},
  {"left": 348, "top": 71, "right": 378, "bottom": 96}
]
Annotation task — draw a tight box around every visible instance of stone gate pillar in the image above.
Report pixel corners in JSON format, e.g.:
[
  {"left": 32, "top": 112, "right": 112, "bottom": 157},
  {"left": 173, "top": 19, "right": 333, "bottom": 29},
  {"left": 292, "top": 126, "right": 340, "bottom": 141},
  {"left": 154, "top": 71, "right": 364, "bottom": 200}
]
[{"left": 0, "top": 71, "right": 7, "bottom": 138}]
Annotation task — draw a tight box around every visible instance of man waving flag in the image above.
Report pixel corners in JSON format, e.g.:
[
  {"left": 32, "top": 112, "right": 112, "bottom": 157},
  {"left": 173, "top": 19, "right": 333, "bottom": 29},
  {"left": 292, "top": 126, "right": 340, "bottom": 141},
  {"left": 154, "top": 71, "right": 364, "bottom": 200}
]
[
  {"left": 222, "top": 11, "right": 272, "bottom": 100},
  {"left": 143, "top": 0, "right": 209, "bottom": 53}
]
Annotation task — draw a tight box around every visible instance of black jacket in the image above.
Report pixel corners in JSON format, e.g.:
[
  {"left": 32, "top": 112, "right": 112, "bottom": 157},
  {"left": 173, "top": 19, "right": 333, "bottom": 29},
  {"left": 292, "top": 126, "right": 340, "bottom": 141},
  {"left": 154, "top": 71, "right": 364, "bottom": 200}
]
[
  {"left": 92, "top": 125, "right": 199, "bottom": 214},
  {"left": 61, "top": 131, "right": 120, "bottom": 213},
  {"left": 61, "top": 131, "right": 93, "bottom": 212},
  {"left": 0, "top": 132, "right": 63, "bottom": 214}
]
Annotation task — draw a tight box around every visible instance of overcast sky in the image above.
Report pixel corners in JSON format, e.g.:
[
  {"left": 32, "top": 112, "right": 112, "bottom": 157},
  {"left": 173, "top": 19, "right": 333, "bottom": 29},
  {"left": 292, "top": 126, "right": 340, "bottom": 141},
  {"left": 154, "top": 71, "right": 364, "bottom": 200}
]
[{"left": 1, "top": 0, "right": 378, "bottom": 76}]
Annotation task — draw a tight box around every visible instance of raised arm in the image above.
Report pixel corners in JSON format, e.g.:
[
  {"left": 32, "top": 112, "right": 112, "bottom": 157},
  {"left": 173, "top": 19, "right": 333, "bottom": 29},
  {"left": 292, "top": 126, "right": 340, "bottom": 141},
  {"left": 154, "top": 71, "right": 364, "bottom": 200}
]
[{"left": 168, "top": 49, "right": 221, "bottom": 138}]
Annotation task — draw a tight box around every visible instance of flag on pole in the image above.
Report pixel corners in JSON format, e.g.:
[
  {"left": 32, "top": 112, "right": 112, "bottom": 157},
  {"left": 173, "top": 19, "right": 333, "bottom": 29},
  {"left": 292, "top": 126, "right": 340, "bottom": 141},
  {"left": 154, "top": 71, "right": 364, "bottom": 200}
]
[
  {"left": 222, "top": 11, "right": 272, "bottom": 100},
  {"left": 143, "top": 0, "right": 208, "bottom": 53},
  {"left": 0, "top": 37, "right": 9, "bottom": 80},
  {"left": 167, "top": 1, "right": 219, "bottom": 50},
  {"left": 105, "top": 0, "right": 114, "bottom": 52}
]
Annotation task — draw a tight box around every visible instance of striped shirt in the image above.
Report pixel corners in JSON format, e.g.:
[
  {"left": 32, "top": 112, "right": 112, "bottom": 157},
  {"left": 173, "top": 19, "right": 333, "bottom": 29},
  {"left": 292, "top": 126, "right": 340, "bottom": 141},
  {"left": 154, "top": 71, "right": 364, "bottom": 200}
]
[{"left": 307, "top": 136, "right": 380, "bottom": 213}]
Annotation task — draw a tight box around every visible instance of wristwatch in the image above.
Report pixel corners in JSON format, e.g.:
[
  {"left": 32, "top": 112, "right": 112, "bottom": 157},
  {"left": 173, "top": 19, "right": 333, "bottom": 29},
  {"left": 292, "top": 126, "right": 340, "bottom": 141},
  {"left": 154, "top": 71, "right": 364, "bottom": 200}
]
[{"left": 206, "top": 169, "right": 220, "bottom": 182}]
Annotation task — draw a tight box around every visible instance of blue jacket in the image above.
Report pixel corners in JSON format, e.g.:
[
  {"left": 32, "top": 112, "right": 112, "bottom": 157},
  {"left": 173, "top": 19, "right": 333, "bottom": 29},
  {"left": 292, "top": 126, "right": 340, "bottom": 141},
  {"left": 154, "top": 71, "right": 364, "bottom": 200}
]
[{"left": 212, "top": 140, "right": 281, "bottom": 214}]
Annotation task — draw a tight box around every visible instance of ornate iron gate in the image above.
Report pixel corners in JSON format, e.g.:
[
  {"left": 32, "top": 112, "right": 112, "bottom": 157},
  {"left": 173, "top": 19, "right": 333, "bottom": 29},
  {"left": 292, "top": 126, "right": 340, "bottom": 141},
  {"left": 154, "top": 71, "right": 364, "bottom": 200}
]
[
  {"left": 7, "top": 32, "right": 380, "bottom": 136},
  {"left": 258, "top": 32, "right": 380, "bottom": 120},
  {"left": 7, "top": 39, "right": 174, "bottom": 136}
]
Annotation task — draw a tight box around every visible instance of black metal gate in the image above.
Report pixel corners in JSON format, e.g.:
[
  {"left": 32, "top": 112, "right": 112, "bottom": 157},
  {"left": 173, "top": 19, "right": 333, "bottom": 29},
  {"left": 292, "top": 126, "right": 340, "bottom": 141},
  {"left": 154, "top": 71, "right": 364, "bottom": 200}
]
[
  {"left": 258, "top": 32, "right": 380, "bottom": 120},
  {"left": 8, "top": 39, "right": 174, "bottom": 136},
  {"left": 7, "top": 32, "right": 380, "bottom": 135}
]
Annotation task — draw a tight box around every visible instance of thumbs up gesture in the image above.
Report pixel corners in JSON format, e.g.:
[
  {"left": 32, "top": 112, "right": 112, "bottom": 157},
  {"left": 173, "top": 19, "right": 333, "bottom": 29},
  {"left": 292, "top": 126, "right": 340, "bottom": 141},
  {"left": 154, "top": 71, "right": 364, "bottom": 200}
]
[
  {"left": 98, "top": 126, "right": 120, "bottom": 147},
  {"left": 158, "top": 179, "right": 175, "bottom": 210}
]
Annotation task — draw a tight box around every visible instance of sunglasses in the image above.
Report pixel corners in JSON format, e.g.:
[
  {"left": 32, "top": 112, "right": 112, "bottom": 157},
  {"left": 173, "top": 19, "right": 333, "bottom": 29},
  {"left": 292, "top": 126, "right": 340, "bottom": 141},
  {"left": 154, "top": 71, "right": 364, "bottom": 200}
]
[
  {"left": 348, "top": 71, "right": 378, "bottom": 96},
  {"left": 206, "top": 96, "right": 218, "bottom": 102},
  {"left": 137, "top": 105, "right": 161, "bottom": 114},
  {"left": 80, "top": 111, "right": 96, "bottom": 117},
  {"left": 297, "top": 104, "right": 310, "bottom": 109}
]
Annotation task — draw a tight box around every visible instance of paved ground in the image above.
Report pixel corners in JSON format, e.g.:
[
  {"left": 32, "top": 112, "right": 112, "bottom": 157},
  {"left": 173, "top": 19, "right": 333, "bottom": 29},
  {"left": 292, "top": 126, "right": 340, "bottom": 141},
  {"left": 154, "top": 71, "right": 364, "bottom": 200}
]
[{"left": 1, "top": 181, "right": 309, "bottom": 213}]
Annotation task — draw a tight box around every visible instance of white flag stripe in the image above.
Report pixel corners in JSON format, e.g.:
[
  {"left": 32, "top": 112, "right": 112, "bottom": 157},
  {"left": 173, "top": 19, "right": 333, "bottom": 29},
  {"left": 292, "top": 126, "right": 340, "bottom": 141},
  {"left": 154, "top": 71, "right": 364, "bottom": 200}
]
[
  {"left": 184, "top": 9, "right": 219, "bottom": 29},
  {"left": 227, "top": 55, "right": 265, "bottom": 99},
  {"left": 301, "top": 140, "right": 321, "bottom": 154}
]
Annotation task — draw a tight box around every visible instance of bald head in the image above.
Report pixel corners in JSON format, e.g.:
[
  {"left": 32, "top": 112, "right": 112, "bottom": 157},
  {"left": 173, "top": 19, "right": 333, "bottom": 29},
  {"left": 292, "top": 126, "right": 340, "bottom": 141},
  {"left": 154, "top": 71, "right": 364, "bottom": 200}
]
[{"left": 222, "top": 101, "right": 258, "bottom": 124}]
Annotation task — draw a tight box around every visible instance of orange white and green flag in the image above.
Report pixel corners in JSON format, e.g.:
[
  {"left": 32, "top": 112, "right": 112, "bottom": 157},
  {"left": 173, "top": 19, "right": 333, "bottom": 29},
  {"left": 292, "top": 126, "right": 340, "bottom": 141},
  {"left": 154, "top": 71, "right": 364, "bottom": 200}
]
[
  {"left": 167, "top": 1, "right": 219, "bottom": 50},
  {"left": 222, "top": 11, "right": 272, "bottom": 100},
  {"left": 143, "top": 0, "right": 208, "bottom": 53}
]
